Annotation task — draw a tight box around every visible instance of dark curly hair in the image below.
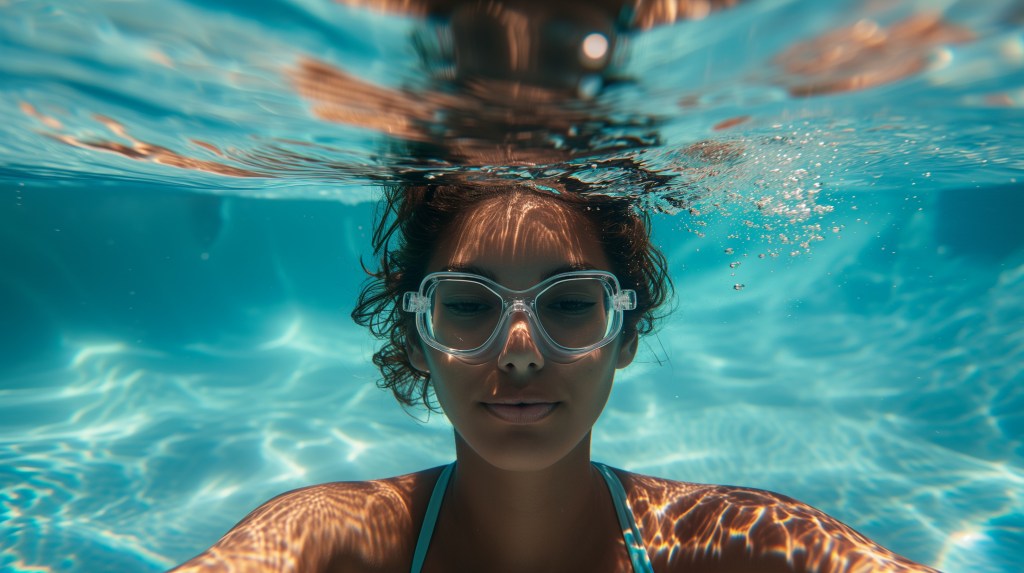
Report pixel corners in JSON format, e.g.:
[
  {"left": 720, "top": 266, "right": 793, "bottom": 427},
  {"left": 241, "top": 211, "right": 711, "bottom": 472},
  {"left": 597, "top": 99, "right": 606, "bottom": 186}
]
[{"left": 351, "top": 184, "right": 674, "bottom": 412}]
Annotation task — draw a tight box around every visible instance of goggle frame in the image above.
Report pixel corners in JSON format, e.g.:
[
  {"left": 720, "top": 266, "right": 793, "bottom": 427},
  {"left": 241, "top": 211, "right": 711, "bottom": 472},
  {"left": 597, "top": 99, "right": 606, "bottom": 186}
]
[{"left": 402, "top": 270, "right": 637, "bottom": 364}]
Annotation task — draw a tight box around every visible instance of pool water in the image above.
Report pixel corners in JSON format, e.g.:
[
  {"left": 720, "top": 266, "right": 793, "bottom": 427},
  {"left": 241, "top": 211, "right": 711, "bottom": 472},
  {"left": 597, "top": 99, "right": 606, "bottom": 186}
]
[{"left": 1, "top": 1, "right": 1022, "bottom": 572}]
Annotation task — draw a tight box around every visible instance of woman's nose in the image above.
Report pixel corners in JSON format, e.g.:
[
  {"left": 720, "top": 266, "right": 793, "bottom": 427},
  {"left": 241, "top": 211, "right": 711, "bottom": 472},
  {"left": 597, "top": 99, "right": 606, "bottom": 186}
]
[{"left": 496, "top": 312, "right": 545, "bottom": 374}]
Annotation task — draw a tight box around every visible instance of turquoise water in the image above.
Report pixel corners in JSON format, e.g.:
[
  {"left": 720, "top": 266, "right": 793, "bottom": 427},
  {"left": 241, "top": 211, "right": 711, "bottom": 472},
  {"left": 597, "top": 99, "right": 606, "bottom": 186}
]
[{"left": 2, "top": 0, "right": 1023, "bottom": 572}]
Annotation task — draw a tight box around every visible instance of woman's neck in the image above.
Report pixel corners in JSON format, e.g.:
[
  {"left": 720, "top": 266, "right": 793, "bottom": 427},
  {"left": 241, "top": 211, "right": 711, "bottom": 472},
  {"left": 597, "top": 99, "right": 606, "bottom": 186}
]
[{"left": 434, "top": 433, "right": 623, "bottom": 571}]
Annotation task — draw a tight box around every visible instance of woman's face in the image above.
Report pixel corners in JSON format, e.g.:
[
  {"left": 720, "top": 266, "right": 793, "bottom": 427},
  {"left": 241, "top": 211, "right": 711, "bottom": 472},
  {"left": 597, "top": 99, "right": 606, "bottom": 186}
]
[{"left": 408, "top": 193, "right": 638, "bottom": 471}]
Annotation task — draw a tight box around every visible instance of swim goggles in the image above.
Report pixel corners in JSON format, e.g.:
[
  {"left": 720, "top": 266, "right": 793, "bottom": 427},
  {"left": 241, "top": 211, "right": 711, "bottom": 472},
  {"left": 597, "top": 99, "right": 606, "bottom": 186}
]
[{"left": 402, "top": 270, "right": 637, "bottom": 364}]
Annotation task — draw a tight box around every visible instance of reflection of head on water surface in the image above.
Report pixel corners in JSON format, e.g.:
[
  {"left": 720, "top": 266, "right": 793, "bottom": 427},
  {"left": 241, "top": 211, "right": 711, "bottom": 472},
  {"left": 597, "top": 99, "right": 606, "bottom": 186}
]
[{"left": 289, "top": 0, "right": 749, "bottom": 176}]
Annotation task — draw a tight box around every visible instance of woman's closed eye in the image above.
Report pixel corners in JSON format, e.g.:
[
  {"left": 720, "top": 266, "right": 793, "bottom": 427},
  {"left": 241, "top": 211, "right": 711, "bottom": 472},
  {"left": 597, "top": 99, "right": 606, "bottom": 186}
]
[
  {"left": 545, "top": 298, "right": 598, "bottom": 315},
  {"left": 442, "top": 300, "right": 495, "bottom": 316}
]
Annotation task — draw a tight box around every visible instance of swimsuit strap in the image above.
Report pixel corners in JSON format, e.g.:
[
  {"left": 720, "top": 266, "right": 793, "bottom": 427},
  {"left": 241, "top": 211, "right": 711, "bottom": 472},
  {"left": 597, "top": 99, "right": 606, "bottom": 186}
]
[
  {"left": 410, "top": 462, "right": 454, "bottom": 573},
  {"left": 593, "top": 462, "right": 656, "bottom": 573},
  {"left": 409, "top": 462, "right": 654, "bottom": 573}
]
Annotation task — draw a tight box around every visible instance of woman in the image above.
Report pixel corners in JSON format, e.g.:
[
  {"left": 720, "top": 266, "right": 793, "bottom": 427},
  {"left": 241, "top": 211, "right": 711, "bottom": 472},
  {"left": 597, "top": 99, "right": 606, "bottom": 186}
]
[{"left": 171, "top": 186, "right": 939, "bottom": 572}]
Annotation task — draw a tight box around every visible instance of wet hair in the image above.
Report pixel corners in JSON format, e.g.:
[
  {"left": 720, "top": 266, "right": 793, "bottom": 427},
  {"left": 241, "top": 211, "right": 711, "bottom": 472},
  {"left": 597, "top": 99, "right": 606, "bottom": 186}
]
[{"left": 351, "top": 185, "right": 674, "bottom": 411}]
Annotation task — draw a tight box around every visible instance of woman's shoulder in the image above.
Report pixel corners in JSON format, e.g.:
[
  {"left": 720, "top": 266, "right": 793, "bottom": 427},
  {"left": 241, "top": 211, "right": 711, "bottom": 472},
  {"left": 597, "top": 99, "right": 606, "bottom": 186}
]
[
  {"left": 613, "top": 469, "right": 940, "bottom": 573},
  {"left": 170, "top": 466, "right": 447, "bottom": 573}
]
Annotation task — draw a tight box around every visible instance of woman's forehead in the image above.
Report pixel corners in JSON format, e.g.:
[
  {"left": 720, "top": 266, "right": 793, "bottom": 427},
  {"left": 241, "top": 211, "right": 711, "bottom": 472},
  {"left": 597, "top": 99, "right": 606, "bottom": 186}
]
[{"left": 431, "top": 194, "right": 610, "bottom": 280}]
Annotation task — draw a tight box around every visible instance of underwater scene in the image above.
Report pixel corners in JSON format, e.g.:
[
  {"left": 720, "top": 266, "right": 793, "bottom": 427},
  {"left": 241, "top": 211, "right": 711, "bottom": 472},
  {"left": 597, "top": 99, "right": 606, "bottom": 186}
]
[{"left": 1, "top": 0, "right": 1022, "bottom": 571}]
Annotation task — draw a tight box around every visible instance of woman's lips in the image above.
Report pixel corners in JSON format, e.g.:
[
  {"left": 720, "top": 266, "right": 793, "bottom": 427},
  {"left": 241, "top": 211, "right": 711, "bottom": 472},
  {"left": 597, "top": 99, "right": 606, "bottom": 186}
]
[{"left": 483, "top": 402, "right": 558, "bottom": 424}]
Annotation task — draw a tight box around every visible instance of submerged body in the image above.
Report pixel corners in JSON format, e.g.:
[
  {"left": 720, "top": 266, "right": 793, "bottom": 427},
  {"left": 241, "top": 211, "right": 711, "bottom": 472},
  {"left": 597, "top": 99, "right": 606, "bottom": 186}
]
[{"left": 171, "top": 189, "right": 940, "bottom": 573}]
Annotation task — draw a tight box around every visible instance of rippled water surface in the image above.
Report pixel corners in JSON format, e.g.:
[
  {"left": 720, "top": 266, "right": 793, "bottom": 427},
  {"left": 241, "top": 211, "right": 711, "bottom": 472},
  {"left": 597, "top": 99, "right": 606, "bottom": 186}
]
[{"left": 1, "top": 0, "right": 1022, "bottom": 572}]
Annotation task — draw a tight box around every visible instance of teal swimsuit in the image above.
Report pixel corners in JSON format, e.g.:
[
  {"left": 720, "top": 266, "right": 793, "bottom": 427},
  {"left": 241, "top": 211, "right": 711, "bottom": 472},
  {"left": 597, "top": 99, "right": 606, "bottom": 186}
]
[{"left": 409, "top": 462, "right": 656, "bottom": 573}]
